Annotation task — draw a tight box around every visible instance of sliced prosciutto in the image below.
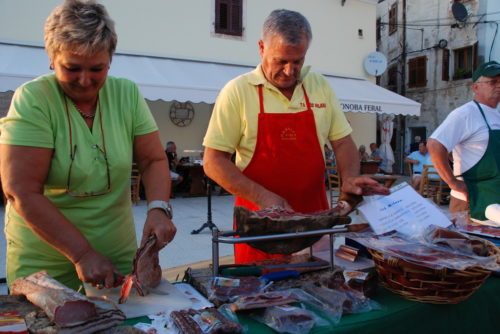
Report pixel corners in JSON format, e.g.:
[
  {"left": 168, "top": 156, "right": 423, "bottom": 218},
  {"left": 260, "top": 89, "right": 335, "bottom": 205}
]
[{"left": 119, "top": 234, "right": 162, "bottom": 304}]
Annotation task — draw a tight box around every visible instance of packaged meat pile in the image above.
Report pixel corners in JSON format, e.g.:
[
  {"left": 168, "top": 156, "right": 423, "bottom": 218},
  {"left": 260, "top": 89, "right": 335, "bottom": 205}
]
[
  {"left": 207, "top": 276, "right": 265, "bottom": 306},
  {"left": 234, "top": 206, "right": 352, "bottom": 254},
  {"left": 348, "top": 225, "right": 500, "bottom": 271}
]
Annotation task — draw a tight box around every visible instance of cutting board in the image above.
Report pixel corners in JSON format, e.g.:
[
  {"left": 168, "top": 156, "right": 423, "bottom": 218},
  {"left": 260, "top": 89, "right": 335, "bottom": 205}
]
[{"left": 85, "top": 278, "right": 193, "bottom": 319}]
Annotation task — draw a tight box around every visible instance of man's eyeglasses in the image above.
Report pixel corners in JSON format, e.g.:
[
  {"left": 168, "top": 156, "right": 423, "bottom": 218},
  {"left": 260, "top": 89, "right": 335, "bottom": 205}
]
[
  {"left": 64, "top": 95, "right": 111, "bottom": 197},
  {"left": 476, "top": 78, "right": 500, "bottom": 86}
]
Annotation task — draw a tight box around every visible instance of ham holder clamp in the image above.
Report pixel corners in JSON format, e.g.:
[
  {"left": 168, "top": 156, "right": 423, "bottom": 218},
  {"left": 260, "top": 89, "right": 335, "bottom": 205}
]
[{"left": 211, "top": 206, "right": 369, "bottom": 276}]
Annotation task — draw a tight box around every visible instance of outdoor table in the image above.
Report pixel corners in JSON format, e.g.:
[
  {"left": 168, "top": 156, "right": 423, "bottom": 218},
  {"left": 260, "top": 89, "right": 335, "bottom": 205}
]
[
  {"left": 177, "top": 163, "right": 206, "bottom": 196},
  {"left": 123, "top": 276, "right": 500, "bottom": 333},
  {"left": 360, "top": 160, "right": 380, "bottom": 174}
]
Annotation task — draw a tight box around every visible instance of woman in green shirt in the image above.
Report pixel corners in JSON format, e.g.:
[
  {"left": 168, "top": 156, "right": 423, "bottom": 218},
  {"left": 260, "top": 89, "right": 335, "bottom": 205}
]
[{"left": 0, "top": 0, "right": 176, "bottom": 291}]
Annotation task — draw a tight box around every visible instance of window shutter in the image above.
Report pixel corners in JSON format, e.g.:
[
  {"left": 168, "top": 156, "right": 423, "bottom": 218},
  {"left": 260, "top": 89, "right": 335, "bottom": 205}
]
[{"left": 215, "top": 0, "right": 242, "bottom": 36}]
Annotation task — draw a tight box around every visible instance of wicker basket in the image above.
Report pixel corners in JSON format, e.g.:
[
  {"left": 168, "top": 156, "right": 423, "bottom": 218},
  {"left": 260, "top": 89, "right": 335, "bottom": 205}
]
[{"left": 368, "top": 243, "right": 498, "bottom": 304}]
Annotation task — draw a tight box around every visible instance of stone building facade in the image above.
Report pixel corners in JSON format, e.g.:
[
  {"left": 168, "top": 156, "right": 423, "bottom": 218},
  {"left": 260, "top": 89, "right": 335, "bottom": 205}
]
[{"left": 376, "top": 0, "right": 499, "bottom": 149}]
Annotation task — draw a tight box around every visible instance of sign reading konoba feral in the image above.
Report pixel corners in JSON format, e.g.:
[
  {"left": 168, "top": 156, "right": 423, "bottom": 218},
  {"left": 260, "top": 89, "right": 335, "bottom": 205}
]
[{"left": 340, "top": 103, "right": 382, "bottom": 113}]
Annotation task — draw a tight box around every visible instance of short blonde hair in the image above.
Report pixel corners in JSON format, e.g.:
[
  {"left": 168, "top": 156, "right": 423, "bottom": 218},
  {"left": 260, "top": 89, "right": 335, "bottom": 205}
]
[{"left": 44, "top": 0, "right": 117, "bottom": 60}]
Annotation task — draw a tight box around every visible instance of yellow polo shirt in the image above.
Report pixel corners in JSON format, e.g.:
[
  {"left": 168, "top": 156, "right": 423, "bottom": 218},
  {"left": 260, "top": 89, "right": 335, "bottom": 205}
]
[{"left": 203, "top": 65, "right": 352, "bottom": 170}]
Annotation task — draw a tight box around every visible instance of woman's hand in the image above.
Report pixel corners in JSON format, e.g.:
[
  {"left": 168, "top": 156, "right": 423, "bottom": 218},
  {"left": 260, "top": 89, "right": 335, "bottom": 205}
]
[
  {"left": 74, "top": 249, "right": 122, "bottom": 289},
  {"left": 142, "top": 209, "right": 177, "bottom": 250}
]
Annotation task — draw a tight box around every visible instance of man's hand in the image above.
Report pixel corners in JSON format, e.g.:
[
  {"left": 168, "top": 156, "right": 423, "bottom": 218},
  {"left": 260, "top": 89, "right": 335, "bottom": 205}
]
[
  {"left": 449, "top": 178, "right": 468, "bottom": 201},
  {"left": 342, "top": 176, "right": 391, "bottom": 196},
  {"left": 255, "top": 190, "right": 293, "bottom": 210}
]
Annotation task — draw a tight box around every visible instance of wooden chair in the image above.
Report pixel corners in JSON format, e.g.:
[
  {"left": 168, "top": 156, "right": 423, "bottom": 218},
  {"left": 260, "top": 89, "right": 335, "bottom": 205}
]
[
  {"left": 419, "top": 165, "right": 450, "bottom": 204},
  {"left": 131, "top": 162, "right": 141, "bottom": 205},
  {"left": 406, "top": 161, "right": 414, "bottom": 178},
  {"left": 326, "top": 167, "right": 341, "bottom": 208}
]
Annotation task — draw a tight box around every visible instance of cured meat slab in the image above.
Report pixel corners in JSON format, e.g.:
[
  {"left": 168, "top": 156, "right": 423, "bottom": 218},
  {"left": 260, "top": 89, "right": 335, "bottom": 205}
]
[{"left": 234, "top": 206, "right": 351, "bottom": 254}]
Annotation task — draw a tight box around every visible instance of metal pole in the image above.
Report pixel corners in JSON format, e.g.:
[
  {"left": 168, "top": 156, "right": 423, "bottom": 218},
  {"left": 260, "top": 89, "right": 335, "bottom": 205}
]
[{"left": 212, "top": 227, "right": 219, "bottom": 277}]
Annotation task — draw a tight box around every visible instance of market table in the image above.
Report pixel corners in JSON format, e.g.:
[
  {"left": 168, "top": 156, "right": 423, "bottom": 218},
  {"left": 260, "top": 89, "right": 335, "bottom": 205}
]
[{"left": 124, "top": 276, "right": 500, "bottom": 333}]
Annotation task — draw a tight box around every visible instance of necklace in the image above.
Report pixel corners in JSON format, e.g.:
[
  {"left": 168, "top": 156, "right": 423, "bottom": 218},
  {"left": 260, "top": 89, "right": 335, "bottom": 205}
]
[{"left": 72, "top": 102, "right": 96, "bottom": 119}]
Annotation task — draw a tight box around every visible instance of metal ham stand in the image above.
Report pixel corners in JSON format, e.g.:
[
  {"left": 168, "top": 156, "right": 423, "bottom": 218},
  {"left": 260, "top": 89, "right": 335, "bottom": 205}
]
[{"left": 191, "top": 177, "right": 218, "bottom": 234}]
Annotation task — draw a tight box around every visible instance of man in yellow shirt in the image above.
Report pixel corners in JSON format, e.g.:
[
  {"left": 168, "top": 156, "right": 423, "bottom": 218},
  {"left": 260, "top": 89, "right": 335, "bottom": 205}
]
[{"left": 203, "top": 9, "right": 388, "bottom": 263}]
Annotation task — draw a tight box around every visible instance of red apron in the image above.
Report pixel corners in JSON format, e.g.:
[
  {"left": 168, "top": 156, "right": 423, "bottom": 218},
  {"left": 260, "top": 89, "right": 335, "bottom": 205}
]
[{"left": 234, "top": 84, "right": 329, "bottom": 263}]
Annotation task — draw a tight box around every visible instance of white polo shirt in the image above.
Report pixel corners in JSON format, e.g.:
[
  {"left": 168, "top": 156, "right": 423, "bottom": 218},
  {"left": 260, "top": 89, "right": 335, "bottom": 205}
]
[{"left": 430, "top": 100, "right": 500, "bottom": 200}]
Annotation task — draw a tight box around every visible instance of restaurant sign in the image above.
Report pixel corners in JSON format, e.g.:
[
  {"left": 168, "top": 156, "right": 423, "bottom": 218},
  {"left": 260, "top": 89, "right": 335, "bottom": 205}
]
[{"left": 340, "top": 103, "right": 383, "bottom": 113}]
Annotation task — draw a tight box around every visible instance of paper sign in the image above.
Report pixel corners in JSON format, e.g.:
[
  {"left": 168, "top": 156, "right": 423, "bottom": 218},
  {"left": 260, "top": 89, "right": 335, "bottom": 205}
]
[{"left": 358, "top": 182, "right": 451, "bottom": 236}]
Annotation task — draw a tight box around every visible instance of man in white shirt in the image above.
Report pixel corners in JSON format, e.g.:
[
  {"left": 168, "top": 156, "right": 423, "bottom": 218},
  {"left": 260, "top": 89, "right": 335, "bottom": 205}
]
[
  {"left": 428, "top": 61, "right": 500, "bottom": 220},
  {"left": 404, "top": 141, "right": 432, "bottom": 190}
]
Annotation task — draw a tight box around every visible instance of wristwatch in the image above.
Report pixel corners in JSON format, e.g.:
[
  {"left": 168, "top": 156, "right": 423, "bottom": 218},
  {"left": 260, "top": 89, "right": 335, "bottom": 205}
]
[{"left": 147, "top": 200, "right": 173, "bottom": 219}]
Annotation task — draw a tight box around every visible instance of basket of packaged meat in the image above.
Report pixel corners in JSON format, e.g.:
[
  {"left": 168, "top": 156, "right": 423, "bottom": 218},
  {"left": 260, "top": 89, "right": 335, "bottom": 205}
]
[{"left": 350, "top": 226, "right": 500, "bottom": 304}]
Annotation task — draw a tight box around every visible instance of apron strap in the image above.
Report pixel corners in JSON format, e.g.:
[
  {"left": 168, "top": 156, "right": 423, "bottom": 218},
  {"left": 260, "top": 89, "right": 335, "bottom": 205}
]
[
  {"left": 473, "top": 100, "right": 493, "bottom": 131},
  {"left": 301, "top": 85, "right": 312, "bottom": 110},
  {"left": 258, "top": 85, "right": 265, "bottom": 114}
]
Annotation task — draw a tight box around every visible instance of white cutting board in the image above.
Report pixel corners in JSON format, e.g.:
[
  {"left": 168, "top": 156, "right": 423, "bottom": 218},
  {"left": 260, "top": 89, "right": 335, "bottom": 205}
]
[{"left": 85, "top": 278, "right": 193, "bottom": 319}]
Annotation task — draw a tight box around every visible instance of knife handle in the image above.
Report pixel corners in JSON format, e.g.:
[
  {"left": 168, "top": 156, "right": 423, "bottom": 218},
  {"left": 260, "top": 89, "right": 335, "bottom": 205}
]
[{"left": 261, "top": 270, "right": 300, "bottom": 282}]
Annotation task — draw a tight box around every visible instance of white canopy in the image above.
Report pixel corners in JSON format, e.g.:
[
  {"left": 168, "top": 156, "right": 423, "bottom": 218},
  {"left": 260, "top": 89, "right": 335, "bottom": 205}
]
[{"left": 0, "top": 43, "right": 420, "bottom": 116}]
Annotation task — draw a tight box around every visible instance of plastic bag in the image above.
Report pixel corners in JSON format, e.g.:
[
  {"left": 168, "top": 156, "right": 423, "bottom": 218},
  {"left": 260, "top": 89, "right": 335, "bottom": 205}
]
[
  {"left": 262, "top": 304, "right": 315, "bottom": 334},
  {"left": 291, "top": 286, "right": 345, "bottom": 324},
  {"left": 170, "top": 307, "right": 243, "bottom": 334},
  {"left": 228, "top": 290, "right": 298, "bottom": 311},
  {"left": 207, "top": 276, "right": 265, "bottom": 304}
]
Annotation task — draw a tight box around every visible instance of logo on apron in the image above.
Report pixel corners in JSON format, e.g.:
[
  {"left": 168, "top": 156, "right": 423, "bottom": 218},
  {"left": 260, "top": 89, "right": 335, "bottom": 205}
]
[{"left": 280, "top": 127, "right": 297, "bottom": 141}]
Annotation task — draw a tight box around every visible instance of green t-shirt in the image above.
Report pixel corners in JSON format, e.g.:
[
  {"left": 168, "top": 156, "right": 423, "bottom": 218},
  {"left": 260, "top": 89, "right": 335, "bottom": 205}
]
[{"left": 0, "top": 74, "right": 158, "bottom": 289}]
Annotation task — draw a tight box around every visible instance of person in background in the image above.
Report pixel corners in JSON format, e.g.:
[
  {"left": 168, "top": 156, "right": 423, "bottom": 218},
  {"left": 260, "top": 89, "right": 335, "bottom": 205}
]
[
  {"left": 202, "top": 9, "right": 389, "bottom": 263},
  {"left": 404, "top": 141, "right": 432, "bottom": 190},
  {"left": 406, "top": 135, "right": 422, "bottom": 154},
  {"left": 358, "top": 145, "right": 369, "bottom": 162},
  {"left": 428, "top": 61, "right": 500, "bottom": 221},
  {"left": 324, "top": 144, "right": 335, "bottom": 167},
  {"left": 165, "top": 141, "right": 183, "bottom": 185},
  {"left": 0, "top": 0, "right": 175, "bottom": 290},
  {"left": 369, "top": 142, "right": 385, "bottom": 173}
]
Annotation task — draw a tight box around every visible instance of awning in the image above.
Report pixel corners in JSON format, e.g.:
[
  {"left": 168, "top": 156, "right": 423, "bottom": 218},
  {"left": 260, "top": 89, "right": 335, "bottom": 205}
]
[{"left": 0, "top": 43, "right": 420, "bottom": 116}]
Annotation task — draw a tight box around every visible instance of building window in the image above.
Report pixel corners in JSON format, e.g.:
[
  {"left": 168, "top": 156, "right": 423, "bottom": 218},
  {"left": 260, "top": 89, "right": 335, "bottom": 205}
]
[
  {"left": 408, "top": 56, "right": 427, "bottom": 88},
  {"left": 442, "top": 49, "right": 450, "bottom": 81},
  {"left": 453, "top": 46, "right": 474, "bottom": 80},
  {"left": 389, "top": 3, "right": 397, "bottom": 35},
  {"left": 388, "top": 65, "right": 398, "bottom": 92},
  {"left": 215, "top": 0, "right": 243, "bottom": 36}
]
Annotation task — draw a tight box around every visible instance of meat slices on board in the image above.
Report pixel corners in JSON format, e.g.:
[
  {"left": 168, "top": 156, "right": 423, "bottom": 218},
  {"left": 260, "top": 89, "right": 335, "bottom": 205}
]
[{"left": 119, "top": 234, "right": 162, "bottom": 304}]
